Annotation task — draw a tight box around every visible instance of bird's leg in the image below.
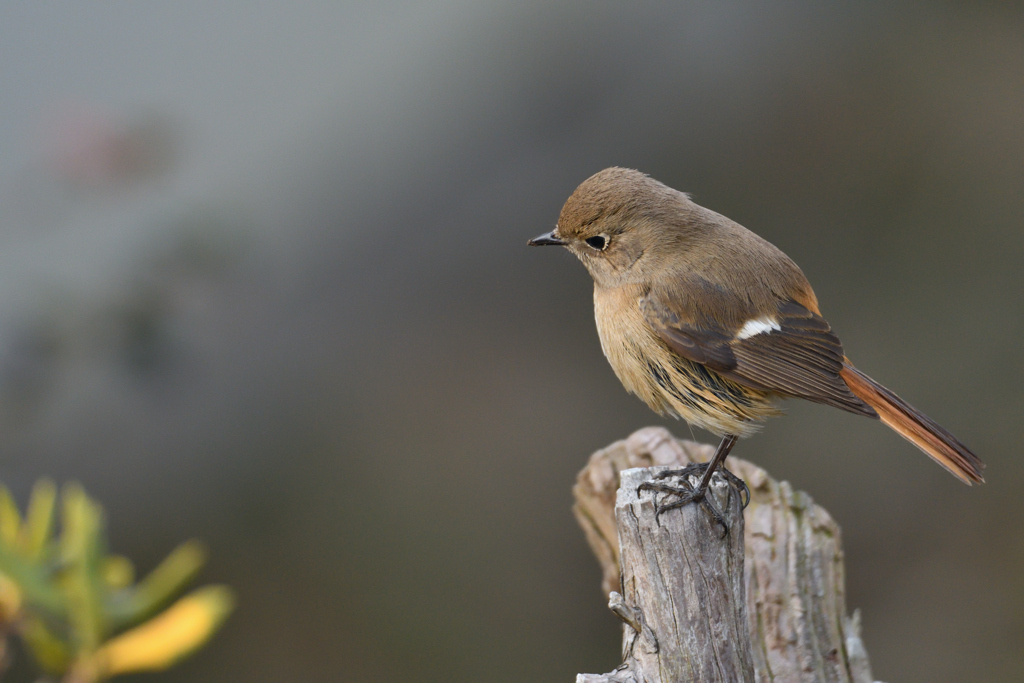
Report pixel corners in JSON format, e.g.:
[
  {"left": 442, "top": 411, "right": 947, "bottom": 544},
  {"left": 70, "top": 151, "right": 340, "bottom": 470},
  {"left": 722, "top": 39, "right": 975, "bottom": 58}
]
[
  {"left": 690, "top": 434, "right": 738, "bottom": 501},
  {"left": 636, "top": 434, "right": 746, "bottom": 535}
]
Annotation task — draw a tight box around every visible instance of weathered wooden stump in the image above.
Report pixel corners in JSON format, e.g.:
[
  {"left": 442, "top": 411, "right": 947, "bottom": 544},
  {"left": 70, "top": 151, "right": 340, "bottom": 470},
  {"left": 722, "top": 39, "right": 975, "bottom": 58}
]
[{"left": 573, "top": 427, "right": 881, "bottom": 683}]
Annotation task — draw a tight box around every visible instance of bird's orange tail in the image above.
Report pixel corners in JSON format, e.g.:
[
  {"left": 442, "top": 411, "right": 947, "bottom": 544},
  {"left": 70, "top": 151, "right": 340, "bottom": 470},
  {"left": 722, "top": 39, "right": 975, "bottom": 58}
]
[{"left": 840, "top": 362, "right": 984, "bottom": 485}]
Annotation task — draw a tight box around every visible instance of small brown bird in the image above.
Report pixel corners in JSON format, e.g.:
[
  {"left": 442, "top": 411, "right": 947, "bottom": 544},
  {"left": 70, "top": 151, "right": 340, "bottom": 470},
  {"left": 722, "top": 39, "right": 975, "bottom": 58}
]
[{"left": 529, "top": 168, "right": 983, "bottom": 516}]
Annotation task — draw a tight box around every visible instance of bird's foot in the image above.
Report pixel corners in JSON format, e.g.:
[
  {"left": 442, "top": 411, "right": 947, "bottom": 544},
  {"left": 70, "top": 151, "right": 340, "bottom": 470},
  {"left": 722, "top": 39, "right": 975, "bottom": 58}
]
[
  {"left": 649, "top": 463, "right": 750, "bottom": 509},
  {"left": 636, "top": 463, "right": 749, "bottom": 538}
]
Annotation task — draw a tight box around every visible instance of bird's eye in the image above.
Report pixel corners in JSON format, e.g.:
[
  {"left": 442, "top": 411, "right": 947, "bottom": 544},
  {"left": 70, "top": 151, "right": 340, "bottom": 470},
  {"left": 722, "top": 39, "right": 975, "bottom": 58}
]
[{"left": 585, "top": 235, "right": 608, "bottom": 250}]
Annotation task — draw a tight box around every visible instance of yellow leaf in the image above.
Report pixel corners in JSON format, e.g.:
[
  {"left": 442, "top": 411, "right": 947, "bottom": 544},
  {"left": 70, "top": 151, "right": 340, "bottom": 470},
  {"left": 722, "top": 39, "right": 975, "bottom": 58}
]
[
  {"left": 0, "top": 488, "right": 20, "bottom": 546},
  {"left": 21, "top": 479, "right": 56, "bottom": 558},
  {"left": 59, "top": 483, "right": 106, "bottom": 651},
  {"left": 94, "top": 585, "right": 234, "bottom": 676}
]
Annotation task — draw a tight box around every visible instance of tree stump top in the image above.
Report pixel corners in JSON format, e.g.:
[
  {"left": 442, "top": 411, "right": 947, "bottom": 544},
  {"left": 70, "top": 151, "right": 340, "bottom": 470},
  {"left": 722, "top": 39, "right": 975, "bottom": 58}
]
[{"left": 573, "top": 427, "right": 881, "bottom": 683}]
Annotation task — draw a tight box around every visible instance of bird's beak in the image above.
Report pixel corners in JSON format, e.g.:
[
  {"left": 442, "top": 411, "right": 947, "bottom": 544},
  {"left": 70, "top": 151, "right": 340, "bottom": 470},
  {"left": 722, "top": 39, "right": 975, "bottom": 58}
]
[{"left": 527, "top": 230, "right": 566, "bottom": 246}]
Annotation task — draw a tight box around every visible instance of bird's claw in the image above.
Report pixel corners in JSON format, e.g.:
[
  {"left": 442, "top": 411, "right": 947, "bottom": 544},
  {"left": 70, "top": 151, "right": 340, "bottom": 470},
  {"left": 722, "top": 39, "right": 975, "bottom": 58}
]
[
  {"left": 636, "top": 463, "right": 750, "bottom": 538},
  {"left": 649, "top": 463, "right": 750, "bottom": 509}
]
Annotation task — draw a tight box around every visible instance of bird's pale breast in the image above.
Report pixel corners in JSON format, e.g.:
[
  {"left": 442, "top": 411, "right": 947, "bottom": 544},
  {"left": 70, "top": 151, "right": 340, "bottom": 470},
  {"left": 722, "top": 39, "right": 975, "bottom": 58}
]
[{"left": 593, "top": 283, "right": 780, "bottom": 437}]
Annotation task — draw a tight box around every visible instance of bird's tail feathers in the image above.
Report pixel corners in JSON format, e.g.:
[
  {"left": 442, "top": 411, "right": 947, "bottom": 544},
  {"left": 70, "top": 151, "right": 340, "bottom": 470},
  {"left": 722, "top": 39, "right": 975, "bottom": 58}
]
[{"left": 840, "top": 362, "right": 984, "bottom": 485}]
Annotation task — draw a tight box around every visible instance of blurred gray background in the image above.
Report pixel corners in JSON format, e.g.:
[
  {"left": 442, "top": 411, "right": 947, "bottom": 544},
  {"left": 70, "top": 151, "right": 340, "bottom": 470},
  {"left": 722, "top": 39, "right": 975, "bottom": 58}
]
[{"left": 1, "top": 2, "right": 1022, "bottom": 681}]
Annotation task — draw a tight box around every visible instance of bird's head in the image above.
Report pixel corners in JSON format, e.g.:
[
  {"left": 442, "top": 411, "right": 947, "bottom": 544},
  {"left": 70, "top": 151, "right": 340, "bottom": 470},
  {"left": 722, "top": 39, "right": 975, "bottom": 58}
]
[{"left": 528, "top": 167, "right": 702, "bottom": 288}]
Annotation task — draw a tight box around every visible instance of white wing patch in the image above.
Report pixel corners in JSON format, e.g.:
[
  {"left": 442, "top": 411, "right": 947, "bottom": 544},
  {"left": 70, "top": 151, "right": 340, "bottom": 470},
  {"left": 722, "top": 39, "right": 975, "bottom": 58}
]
[{"left": 737, "top": 317, "right": 781, "bottom": 340}]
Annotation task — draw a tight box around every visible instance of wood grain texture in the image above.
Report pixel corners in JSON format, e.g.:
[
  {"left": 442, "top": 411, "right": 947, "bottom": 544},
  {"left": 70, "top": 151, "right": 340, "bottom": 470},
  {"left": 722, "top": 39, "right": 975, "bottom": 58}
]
[{"left": 573, "top": 427, "right": 881, "bottom": 683}]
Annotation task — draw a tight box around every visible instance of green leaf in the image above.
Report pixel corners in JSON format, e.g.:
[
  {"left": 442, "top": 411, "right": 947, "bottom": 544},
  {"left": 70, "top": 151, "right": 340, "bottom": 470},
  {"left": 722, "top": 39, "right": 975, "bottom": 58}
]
[
  {"left": 20, "top": 615, "right": 72, "bottom": 675},
  {"left": 0, "top": 541, "right": 64, "bottom": 616},
  {"left": 106, "top": 540, "right": 206, "bottom": 629},
  {"left": 102, "top": 555, "right": 135, "bottom": 589}
]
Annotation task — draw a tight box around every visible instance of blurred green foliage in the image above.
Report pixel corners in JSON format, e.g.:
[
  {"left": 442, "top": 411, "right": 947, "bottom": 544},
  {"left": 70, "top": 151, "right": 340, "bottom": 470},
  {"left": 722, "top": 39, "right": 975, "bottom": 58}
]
[{"left": 0, "top": 480, "right": 233, "bottom": 682}]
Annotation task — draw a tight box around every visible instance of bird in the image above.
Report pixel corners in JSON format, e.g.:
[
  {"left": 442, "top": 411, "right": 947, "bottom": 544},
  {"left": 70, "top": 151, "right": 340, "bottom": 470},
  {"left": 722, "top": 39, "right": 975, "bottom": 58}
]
[{"left": 529, "top": 167, "right": 983, "bottom": 524}]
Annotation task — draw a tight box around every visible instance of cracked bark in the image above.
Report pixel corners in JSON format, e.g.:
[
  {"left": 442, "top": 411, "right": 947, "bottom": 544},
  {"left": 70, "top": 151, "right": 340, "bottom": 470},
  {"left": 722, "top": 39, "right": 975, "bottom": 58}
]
[{"left": 573, "top": 427, "right": 881, "bottom": 683}]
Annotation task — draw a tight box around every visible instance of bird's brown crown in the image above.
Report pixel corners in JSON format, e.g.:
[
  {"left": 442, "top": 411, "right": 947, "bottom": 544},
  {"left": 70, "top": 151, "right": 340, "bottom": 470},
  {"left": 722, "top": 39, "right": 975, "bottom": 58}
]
[{"left": 556, "top": 167, "right": 686, "bottom": 240}]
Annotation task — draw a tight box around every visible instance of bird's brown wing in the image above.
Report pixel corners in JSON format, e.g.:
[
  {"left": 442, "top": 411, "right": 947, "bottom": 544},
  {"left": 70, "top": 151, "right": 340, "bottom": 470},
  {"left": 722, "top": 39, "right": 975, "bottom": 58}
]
[{"left": 641, "top": 294, "right": 877, "bottom": 417}]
